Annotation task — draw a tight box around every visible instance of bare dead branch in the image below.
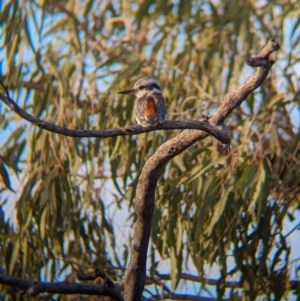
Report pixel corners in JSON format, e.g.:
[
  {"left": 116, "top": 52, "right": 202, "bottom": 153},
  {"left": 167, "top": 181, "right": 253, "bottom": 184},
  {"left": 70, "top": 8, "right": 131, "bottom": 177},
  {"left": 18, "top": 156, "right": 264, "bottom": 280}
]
[
  {"left": 123, "top": 39, "right": 280, "bottom": 301},
  {"left": 0, "top": 273, "right": 124, "bottom": 300}
]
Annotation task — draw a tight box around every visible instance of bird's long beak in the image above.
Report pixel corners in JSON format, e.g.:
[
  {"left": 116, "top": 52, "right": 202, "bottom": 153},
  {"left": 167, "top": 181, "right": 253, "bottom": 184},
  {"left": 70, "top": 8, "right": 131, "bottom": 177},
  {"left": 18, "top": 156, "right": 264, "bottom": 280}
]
[{"left": 118, "top": 88, "right": 136, "bottom": 95}]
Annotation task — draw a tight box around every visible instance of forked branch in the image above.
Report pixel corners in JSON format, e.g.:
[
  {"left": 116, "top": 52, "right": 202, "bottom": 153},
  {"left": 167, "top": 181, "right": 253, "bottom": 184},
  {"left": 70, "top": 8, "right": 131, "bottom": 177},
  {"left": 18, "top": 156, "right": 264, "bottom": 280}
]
[{"left": 124, "top": 39, "right": 280, "bottom": 301}]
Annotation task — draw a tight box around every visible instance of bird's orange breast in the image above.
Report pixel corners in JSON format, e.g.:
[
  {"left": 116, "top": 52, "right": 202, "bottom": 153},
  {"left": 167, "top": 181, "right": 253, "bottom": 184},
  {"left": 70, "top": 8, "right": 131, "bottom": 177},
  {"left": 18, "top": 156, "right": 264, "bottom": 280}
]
[{"left": 145, "top": 97, "right": 158, "bottom": 118}]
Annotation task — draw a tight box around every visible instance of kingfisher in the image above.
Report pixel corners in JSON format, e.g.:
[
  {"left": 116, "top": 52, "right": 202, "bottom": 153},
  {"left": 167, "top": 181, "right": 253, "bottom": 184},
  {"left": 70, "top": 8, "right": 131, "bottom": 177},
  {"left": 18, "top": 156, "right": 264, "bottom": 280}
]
[{"left": 118, "top": 76, "right": 167, "bottom": 127}]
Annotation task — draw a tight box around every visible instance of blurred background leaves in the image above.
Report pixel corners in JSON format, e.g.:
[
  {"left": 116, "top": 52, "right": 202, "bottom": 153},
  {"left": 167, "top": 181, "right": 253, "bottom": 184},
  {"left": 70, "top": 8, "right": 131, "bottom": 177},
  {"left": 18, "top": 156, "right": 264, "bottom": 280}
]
[{"left": 0, "top": 0, "right": 299, "bottom": 300}]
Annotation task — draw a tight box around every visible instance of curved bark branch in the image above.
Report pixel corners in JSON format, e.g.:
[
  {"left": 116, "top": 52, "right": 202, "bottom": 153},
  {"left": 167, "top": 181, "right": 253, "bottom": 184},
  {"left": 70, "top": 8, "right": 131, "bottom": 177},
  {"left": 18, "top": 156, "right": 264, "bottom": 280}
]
[
  {"left": 124, "top": 39, "right": 280, "bottom": 301},
  {"left": 0, "top": 88, "right": 229, "bottom": 143},
  {"left": 0, "top": 273, "right": 124, "bottom": 300}
]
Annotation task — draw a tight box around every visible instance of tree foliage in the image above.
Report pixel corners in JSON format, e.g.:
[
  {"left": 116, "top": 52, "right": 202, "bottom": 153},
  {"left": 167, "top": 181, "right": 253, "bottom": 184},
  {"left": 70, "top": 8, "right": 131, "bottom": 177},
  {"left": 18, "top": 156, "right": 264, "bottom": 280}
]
[{"left": 0, "top": 0, "right": 299, "bottom": 300}]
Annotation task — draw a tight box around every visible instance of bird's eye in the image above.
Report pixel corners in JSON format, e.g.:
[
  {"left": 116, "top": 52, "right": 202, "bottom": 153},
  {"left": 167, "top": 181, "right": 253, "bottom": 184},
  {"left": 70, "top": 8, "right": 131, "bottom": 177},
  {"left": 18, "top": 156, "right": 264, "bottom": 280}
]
[{"left": 139, "top": 85, "right": 145, "bottom": 89}]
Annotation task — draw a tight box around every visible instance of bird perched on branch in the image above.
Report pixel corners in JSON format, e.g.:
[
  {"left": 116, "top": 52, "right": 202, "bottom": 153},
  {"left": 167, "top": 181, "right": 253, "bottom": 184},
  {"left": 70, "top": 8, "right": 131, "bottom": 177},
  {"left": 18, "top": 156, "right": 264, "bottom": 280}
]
[{"left": 118, "top": 76, "right": 167, "bottom": 127}]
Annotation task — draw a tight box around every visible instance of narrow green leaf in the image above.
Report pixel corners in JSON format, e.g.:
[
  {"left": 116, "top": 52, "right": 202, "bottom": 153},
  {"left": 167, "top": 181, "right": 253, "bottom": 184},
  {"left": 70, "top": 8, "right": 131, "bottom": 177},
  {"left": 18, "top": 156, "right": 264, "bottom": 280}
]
[
  {"left": 205, "top": 189, "right": 230, "bottom": 236},
  {"left": 170, "top": 248, "right": 177, "bottom": 291},
  {"left": 8, "top": 239, "right": 20, "bottom": 274},
  {"left": 0, "top": 161, "right": 14, "bottom": 192},
  {"left": 247, "top": 164, "right": 265, "bottom": 217}
]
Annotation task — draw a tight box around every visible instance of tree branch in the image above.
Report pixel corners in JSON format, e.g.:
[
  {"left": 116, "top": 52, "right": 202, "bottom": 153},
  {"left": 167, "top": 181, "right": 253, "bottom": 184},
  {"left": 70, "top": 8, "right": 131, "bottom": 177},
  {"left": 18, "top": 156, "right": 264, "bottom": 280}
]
[
  {"left": 123, "top": 39, "right": 280, "bottom": 301},
  {"left": 148, "top": 272, "right": 300, "bottom": 297},
  {"left": 144, "top": 293, "right": 229, "bottom": 301},
  {"left": 151, "top": 272, "right": 240, "bottom": 287},
  {"left": 0, "top": 86, "right": 229, "bottom": 144},
  {"left": 0, "top": 273, "right": 124, "bottom": 300}
]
